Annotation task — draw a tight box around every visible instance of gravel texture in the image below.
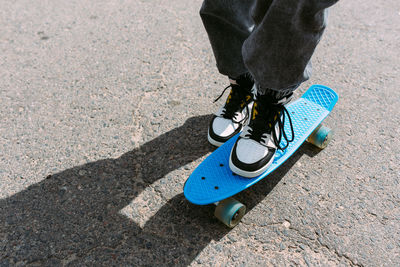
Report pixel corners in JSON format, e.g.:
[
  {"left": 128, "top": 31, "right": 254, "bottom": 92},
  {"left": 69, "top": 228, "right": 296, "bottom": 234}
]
[{"left": 1, "top": 0, "right": 399, "bottom": 266}]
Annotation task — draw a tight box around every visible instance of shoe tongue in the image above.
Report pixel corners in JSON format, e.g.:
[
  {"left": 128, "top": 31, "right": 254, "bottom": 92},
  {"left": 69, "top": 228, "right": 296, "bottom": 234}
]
[
  {"left": 229, "top": 84, "right": 247, "bottom": 96},
  {"left": 252, "top": 99, "right": 275, "bottom": 126}
]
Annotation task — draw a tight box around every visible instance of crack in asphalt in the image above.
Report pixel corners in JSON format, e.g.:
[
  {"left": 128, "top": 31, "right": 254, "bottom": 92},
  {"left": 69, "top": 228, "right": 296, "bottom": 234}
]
[{"left": 290, "top": 226, "right": 363, "bottom": 267}]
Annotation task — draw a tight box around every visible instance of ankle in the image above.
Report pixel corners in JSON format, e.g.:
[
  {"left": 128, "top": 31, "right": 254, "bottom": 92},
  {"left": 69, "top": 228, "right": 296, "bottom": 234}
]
[{"left": 228, "top": 73, "right": 254, "bottom": 91}]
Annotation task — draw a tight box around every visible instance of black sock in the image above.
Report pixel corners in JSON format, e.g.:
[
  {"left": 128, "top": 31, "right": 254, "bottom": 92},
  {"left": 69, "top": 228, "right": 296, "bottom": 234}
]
[{"left": 229, "top": 73, "right": 254, "bottom": 91}]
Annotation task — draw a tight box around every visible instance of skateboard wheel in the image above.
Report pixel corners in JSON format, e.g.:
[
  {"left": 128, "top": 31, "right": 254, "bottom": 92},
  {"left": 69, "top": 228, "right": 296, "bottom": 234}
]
[
  {"left": 214, "top": 198, "right": 246, "bottom": 228},
  {"left": 307, "top": 125, "right": 333, "bottom": 149}
]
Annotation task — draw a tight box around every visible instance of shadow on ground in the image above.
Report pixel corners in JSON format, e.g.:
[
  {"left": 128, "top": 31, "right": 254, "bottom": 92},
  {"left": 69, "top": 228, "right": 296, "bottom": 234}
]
[{"left": 0, "top": 114, "right": 321, "bottom": 266}]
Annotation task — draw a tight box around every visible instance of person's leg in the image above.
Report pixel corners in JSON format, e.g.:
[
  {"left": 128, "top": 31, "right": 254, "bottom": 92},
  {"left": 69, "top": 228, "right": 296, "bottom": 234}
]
[
  {"left": 200, "top": 0, "right": 257, "bottom": 146},
  {"left": 199, "top": 0, "right": 256, "bottom": 78},
  {"left": 243, "top": 0, "right": 339, "bottom": 95},
  {"left": 230, "top": 0, "right": 339, "bottom": 177}
]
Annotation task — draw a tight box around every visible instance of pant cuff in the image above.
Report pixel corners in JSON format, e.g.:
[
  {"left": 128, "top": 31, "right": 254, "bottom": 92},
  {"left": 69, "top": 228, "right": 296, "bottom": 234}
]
[{"left": 257, "top": 83, "right": 300, "bottom": 100}]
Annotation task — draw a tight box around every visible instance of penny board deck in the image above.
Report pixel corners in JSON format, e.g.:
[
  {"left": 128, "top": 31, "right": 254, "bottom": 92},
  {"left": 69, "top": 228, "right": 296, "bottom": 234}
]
[{"left": 184, "top": 85, "right": 338, "bottom": 205}]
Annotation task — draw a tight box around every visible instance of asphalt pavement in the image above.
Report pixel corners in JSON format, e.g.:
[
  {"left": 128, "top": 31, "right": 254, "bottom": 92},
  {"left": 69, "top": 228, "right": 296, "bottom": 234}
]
[{"left": 1, "top": 0, "right": 399, "bottom": 266}]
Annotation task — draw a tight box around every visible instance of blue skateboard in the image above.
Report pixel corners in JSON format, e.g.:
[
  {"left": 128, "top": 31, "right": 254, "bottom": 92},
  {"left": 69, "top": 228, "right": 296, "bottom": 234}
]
[{"left": 184, "top": 85, "right": 338, "bottom": 227}]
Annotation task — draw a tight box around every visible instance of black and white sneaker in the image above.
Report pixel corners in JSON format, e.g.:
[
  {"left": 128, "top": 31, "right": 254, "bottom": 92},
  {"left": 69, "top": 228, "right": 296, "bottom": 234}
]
[
  {"left": 208, "top": 75, "right": 255, "bottom": 147},
  {"left": 229, "top": 92, "right": 295, "bottom": 178}
]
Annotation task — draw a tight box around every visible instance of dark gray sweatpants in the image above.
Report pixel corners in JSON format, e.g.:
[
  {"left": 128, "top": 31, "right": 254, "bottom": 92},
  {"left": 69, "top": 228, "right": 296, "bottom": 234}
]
[{"left": 200, "top": 0, "right": 339, "bottom": 96}]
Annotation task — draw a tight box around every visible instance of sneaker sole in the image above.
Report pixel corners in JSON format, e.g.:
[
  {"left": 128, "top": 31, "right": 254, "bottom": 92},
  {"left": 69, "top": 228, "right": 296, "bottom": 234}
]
[
  {"left": 228, "top": 150, "right": 275, "bottom": 178},
  {"left": 207, "top": 131, "right": 225, "bottom": 147}
]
